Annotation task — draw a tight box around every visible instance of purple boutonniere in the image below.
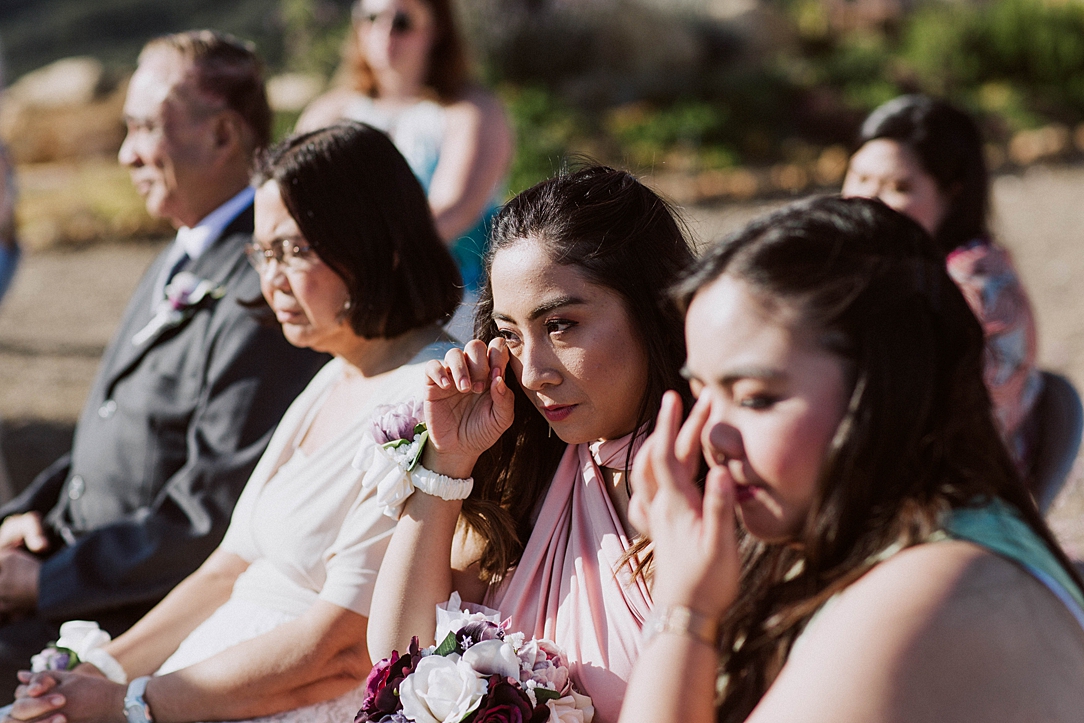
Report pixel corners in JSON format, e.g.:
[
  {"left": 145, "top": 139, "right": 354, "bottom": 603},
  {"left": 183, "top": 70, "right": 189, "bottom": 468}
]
[{"left": 132, "top": 272, "right": 226, "bottom": 346}]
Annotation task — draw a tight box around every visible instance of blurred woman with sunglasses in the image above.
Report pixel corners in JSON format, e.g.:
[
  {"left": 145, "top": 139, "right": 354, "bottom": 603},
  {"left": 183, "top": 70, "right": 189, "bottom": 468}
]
[
  {"left": 299, "top": 0, "right": 512, "bottom": 322},
  {"left": 4, "top": 122, "right": 462, "bottom": 723}
]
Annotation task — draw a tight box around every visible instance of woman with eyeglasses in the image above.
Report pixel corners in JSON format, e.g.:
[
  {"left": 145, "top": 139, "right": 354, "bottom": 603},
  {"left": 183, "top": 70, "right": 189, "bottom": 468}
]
[
  {"left": 298, "top": 0, "right": 512, "bottom": 324},
  {"left": 4, "top": 122, "right": 461, "bottom": 723}
]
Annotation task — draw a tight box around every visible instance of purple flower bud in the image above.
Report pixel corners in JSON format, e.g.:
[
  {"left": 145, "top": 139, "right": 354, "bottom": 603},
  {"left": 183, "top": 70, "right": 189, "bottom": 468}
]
[{"left": 371, "top": 400, "right": 425, "bottom": 444}]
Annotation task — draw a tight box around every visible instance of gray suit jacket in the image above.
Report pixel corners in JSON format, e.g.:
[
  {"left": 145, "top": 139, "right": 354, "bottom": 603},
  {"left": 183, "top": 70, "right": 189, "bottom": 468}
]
[{"left": 0, "top": 205, "right": 328, "bottom": 634}]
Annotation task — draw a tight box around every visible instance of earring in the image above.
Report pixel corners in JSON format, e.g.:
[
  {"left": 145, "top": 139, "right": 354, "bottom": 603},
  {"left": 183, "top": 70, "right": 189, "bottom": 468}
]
[
  {"left": 337, "top": 297, "right": 353, "bottom": 322},
  {"left": 548, "top": 425, "right": 553, "bottom": 439}
]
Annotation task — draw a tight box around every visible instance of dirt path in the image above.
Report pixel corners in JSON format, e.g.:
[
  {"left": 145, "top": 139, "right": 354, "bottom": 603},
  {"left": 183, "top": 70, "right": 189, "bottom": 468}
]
[{"left": 2, "top": 165, "right": 1083, "bottom": 552}]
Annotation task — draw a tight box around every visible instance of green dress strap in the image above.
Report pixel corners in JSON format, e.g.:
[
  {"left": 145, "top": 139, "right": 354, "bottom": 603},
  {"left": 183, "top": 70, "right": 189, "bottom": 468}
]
[
  {"left": 944, "top": 499, "right": 1084, "bottom": 619},
  {"left": 792, "top": 500, "right": 1084, "bottom": 656}
]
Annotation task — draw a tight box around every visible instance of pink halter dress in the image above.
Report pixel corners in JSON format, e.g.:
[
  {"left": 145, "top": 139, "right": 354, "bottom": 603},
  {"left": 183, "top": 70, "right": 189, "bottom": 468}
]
[{"left": 484, "top": 433, "right": 653, "bottom": 723}]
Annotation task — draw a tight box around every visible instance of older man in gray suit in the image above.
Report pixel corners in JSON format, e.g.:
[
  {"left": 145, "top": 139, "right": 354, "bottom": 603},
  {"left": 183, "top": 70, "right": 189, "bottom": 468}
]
[{"left": 0, "top": 31, "right": 326, "bottom": 685}]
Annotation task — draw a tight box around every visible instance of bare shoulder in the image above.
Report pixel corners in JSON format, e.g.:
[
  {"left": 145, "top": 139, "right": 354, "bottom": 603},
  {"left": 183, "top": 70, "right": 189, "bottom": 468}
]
[
  {"left": 295, "top": 88, "right": 360, "bottom": 133},
  {"left": 748, "top": 541, "right": 1084, "bottom": 723},
  {"left": 444, "top": 86, "right": 509, "bottom": 128}
]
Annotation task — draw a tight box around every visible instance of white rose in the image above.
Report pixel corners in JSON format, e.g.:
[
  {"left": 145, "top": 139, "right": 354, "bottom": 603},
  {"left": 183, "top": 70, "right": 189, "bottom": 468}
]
[
  {"left": 400, "top": 655, "right": 488, "bottom": 723},
  {"left": 545, "top": 691, "right": 595, "bottom": 723},
  {"left": 461, "top": 639, "right": 520, "bottom": 679},
  {"left": 55, "top": 621, "right": 111, "bottom": 659}
]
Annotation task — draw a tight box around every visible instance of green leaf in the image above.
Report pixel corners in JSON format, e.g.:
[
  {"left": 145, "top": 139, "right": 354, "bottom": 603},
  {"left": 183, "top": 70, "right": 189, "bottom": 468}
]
[
  {"left": 406, "top": 429, "right": 429, "bottom": 472},
  {"left": 413, "top": 422, "right": 428, "bottom": 436},
  {"left": 533, "top": 688, "right": 563, "bottom": 703},
  {"left": 433, "top": 631, "right": 460, "bottom": 657}
]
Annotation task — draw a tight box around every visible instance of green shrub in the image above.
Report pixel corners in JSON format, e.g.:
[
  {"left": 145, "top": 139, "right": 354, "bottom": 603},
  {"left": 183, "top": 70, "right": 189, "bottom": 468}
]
[{"left": 499, "top": 85, "right": 589, "bottom": 195}]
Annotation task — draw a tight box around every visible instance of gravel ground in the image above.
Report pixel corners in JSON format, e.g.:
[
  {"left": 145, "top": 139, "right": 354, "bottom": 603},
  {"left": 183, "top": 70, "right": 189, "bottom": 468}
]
[{"left": 1, "top": 164, "right": 1083, "bottom": 553}]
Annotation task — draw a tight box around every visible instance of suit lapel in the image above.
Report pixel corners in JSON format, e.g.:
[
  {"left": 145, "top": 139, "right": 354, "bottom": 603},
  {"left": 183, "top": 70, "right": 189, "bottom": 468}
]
[{"left": 103, "top": 203, "right": 254, "bottom": 392}]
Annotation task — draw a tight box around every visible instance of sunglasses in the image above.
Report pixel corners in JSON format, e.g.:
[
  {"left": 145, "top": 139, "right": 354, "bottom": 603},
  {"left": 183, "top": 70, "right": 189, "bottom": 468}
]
[{"left": 354, "top": 8, "right": 417, "bottom": 34}]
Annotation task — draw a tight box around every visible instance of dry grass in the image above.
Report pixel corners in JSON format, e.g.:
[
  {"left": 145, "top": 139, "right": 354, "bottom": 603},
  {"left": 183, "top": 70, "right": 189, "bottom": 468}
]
[{"left": 15, "top": 160, "right": 171, "bottom": 250}]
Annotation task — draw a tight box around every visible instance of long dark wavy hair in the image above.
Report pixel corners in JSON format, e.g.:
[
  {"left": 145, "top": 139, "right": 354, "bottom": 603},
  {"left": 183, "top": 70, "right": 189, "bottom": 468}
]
[
  {"left": 675, "top": 196, "right": 1083, "bottom": 722},
  {"left": 462, "top": 165, "right": 697, "bottom": 583}
]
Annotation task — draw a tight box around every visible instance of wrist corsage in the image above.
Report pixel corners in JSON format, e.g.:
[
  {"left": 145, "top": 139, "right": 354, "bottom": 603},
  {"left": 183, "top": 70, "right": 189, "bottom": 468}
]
[
  {"left": 356, "top": 399, "right": 473, "bottom": 519},
  {"left": 30, "top": 620, "right": 127, "bottom": 684}
]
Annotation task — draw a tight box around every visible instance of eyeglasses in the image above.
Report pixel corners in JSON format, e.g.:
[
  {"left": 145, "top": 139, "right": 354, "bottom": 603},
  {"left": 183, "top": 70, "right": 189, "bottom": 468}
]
[
  {"left": 354, "top": 7, "right": 417, "bottom": 34},
  {"left": 246, "top": 238, "right": 316, "bottom": 274}
]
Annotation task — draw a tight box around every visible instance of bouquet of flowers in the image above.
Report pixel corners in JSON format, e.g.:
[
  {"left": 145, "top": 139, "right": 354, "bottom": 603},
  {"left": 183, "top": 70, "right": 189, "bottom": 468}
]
[{"left": 355, "top": 594, "right": 594, "bottom": 723}]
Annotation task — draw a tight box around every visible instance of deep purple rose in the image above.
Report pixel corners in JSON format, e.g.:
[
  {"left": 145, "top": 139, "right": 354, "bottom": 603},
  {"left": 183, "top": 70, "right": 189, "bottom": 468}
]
[
  {"left": 466, "top": 676, "right": 545, "bottom": 723},
  {"left": 355, "top": 638, "right": 423, "bottom": 723},
  {"left": 456, "top": 620, "right": 505, "bottom": 650}
]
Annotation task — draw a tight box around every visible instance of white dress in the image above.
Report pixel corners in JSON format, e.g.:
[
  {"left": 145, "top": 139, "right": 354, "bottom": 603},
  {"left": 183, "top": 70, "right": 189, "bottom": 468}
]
[{"left": 155, "top": 343, "right": 455, "bottom": 723}]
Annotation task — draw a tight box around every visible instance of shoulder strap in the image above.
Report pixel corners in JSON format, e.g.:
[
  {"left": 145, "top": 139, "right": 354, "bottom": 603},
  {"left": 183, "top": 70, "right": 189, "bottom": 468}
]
[{"left": 945, "top": 500, "right": 1084, "bottom": 624}]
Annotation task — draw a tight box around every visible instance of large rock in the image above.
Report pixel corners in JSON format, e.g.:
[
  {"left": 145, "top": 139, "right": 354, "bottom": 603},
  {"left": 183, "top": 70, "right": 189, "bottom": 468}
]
[
  {"left": 267, "top": 72, "right": 326, "bottom": 113},
  {"left": 0, "top": 57, "right": 128, "bottom": 164},
  {"left": 7, "top": 57, "right": 104, "bottom": 109}
]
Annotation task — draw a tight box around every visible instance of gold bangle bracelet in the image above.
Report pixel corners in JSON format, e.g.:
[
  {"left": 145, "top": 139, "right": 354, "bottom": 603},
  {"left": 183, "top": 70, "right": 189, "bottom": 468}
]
[{"left": 642, "top": 605, "right": 719, "bottom": 648}]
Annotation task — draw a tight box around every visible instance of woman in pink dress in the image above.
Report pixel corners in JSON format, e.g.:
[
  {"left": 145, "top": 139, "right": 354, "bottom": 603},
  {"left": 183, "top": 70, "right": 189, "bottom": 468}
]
[{"left": 367, "top": 166, "right": 696, "bottom": 722}]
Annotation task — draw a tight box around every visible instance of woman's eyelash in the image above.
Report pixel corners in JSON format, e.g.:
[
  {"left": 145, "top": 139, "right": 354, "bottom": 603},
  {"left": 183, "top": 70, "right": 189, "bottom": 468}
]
[
  {"left": 740, "top": 394, "right": 777, "bottom": 409},
  {"left": 545, "top": 318, "right": 575, "bottom": 333}
]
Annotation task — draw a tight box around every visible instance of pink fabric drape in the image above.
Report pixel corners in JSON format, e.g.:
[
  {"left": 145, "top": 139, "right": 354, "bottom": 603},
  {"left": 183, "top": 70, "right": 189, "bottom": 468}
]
[{"left": 484, "top": 434, "right": 653, "bottom": 723}]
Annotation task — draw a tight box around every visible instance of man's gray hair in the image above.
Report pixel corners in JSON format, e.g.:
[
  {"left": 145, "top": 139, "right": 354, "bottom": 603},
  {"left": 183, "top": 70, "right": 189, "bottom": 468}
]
[{"left": 141, "top": 30, "right": 272, "bottom": 153}]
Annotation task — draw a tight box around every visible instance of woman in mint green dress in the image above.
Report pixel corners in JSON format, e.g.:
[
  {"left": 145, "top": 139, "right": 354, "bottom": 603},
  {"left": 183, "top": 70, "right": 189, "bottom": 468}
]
[{"left": 622, "top": 196, "right": 1084, "bottom": 723}]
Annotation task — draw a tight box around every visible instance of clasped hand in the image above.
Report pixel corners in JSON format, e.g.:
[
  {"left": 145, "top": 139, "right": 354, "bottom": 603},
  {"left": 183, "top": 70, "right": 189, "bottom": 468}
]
[
  {"left": 5, "top": 668, "right": 119, "bottom": 723},
  {"left": 628, "top": 391, "right": 741, "bottom": 619},
  {"left": 423, "top": 339, "right": 516, "bottom": 477}
]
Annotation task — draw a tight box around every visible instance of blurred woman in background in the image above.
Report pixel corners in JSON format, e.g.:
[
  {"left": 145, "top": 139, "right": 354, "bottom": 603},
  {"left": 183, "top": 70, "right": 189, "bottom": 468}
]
[
  {"left": 298, "top": 0, "right": 512, "bottom": 331},
  {"left": 842, "top": 94, "right": 1043, "bottom": 475},
  {"left": 0, "top": 37, "right": 20, "bottom": 504}
]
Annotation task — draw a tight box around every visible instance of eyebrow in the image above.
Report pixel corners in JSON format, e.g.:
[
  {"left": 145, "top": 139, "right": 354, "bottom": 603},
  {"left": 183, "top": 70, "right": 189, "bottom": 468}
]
[
  {"left": 493, "top": 295, "right": 586, "bottom": 323},
  {"left": 682, "top": 365, "right": 786, "bottom": 387}
]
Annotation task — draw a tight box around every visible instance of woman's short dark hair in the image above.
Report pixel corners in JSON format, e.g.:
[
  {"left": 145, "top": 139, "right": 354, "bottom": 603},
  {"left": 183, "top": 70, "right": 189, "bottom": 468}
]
[
  {"left": 254, "top": 122, "right": 461, "bottom": 338},
  {"left": 856, "top": 94, "right": 990, "bottom": 254},
  {"left": 464, "top": 165, "right": 697, "bottom": 582},
  {"left": 677, "top": 195, "right": 1081, "bottom": 722},
  {"left": 347, "top": 0, "right": 469, "bottom": 103}
]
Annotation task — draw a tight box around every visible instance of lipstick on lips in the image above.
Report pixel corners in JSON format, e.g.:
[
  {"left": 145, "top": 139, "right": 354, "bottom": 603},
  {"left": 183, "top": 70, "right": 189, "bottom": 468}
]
[
  {"left": 734, "top": 483, "right": 755, "bottom": 502},
  {"left": 541, "top": 404, "right": 576, "bottom": 423}
]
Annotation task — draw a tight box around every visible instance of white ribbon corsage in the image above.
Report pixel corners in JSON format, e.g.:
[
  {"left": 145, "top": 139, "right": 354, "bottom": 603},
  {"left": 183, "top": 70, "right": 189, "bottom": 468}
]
[
  {"left": 31, "top": 620, "right": 127, "bottom": 683},
  {"left": 356, "top": 399, "right": 473, "bottom": 518}
]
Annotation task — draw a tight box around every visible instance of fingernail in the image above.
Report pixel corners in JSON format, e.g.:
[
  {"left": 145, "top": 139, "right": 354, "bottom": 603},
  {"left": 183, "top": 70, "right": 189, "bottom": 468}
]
[
  {"left": 472, "top": 381, "right": 484, "bottom": 393},
  {"left": 48, "top": 695, "right": 63, "bottom": 705}
]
